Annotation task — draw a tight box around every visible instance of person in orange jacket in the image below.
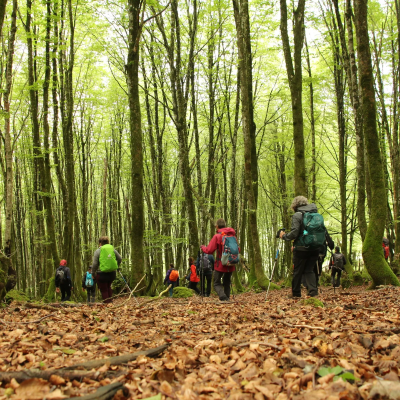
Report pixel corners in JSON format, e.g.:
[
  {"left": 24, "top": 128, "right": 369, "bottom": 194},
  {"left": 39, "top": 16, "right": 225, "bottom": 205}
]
[{"left": 187, "top": 257, "right": 200, "bottom": 294}]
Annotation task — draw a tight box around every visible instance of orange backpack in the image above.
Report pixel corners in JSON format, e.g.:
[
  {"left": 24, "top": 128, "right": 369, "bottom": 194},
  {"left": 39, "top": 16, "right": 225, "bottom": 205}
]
[{"left": 169, "top": 270, "right": 179, "bottom": 282}]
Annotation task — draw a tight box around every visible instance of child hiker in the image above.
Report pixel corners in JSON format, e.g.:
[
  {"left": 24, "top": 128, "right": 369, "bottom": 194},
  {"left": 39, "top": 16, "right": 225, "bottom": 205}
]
[
  {"left": 82, "top": 265, "right": 96, "bottom": 303},
  {"left": 164, "top": 263, "right": 179, "bottom": 297}
]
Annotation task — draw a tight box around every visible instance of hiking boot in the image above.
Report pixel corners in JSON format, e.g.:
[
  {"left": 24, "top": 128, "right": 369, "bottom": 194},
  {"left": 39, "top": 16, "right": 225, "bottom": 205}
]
[{"left": 287, "top": 294, "right": 301, "bottom": 299}]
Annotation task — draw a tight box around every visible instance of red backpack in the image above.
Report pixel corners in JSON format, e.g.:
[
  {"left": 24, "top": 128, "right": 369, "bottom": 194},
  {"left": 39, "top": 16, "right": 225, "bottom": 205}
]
[
  {"left": 169, "top": 270, "right": 179, "bottom": 282},
  {"left": 384, "top": 246, "right": 389, "bottom": 259}
]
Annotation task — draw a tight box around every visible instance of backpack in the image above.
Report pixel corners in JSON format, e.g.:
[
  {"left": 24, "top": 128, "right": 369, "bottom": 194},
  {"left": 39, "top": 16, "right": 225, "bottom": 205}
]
[
  {"left": 169, "top": 270, "right": 179, "bottom": 282},
  {"left": 220, "top": 234, "right": 240, "bottom": 266},
  {"left": 296, "top": 212, "right": 326, "bottom": 250},
  {"left": 85, "top": 272, "right": 94, "bottom": 287},
  {"left": 199, "top": 253, "right": 213, "bottom": 273},
  {"left": 384, "top": 246, "right": 389, "bottom": 259},
  {"left": 99, "top": 244, "right": 118, "bottom": 272},
  {"left": 332, "top": 253, "right": 345, "bottom": 271},
  {"left": 55, "top": 267, "right": 66, "bottom": 286}
]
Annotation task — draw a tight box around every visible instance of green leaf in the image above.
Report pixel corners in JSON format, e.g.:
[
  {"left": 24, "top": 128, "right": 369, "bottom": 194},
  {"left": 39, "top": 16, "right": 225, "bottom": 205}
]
[
  {"left": 141, "top": 394, "right": 161, "bottom": 400},
  {"left": 61, "top": 348, "right": 76, "bottom": 355},
  {"left": 99, "top": 336, "right": 109, "bottom": 343},
  {"left": 317, "top": 366, "right": 343, "bottom": 377},
  {"left": 336, "top": 372, "right": 358, "bottom": 382},
  {"left": 317, "top": 367, "right": 331, "bottom": 377},
  {"left": 331, "top": 366, "right": 344, "bottom": 375}
]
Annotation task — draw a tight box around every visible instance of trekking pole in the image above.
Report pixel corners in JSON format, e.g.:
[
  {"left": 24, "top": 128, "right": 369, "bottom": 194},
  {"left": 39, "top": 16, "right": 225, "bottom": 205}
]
[
  {"left": 118, "top": 269, "right": 139, "bottom": 305},
  {"left": 265, "top": 243, "right": 281, "bottom": 301}
]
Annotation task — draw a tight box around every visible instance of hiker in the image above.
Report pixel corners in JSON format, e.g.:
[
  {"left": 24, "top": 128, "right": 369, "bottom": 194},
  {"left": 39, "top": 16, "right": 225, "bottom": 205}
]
[
  {"left": 329, "top": 246, "right": 347, "bottom": 287},
  {"left": 279, "top": 196, "right": 325, "bottom": 298},
  {"left": 315, "top": 231, "right": 334, "bottom": 289},
  {"left": 55, "top": 259, "right": 73, "bottom": 302},
  {"left": 164, "top": 263, "right": 180, "bottom": 297},
  {"left": 92, "top": 236, "right": 122, "bottom": 303},
  {"left": 383, "top": 238, "right": 390, "bottom": 262},
  {"left": 196, "top": 252, "right": 214, "bottom": 297},
  {"left": 82, "top": 265, "right": 96, "bottom": 303},
  {"left": 201, "top": 218, "right": 240, "bottom": 302},
  {"left": 187, "top": 257, "right": 200, "bottom": 294}
]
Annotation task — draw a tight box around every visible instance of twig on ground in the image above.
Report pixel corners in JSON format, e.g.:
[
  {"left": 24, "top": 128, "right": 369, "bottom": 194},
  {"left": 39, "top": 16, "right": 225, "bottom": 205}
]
[
  {"left": 0, "top": 312, "right": 59, "bottom": 325},
  {"left": 64, "top": 382, "right": 128, "bottom": 400},
  {"left": 108, "top": 274, "right": 146, "bottom": 309}
]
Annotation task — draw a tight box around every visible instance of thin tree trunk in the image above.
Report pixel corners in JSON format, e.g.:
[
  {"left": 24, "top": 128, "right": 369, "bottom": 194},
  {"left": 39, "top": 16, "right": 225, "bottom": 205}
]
[
  {"left": 232, "top": 0, "right": 273, "bottom": 290},
  {"left": 126, "top": 0, "right": 144, "bottom": 288},
  {"left": 280, "top": 0, "right": 307, "bottom": 196},
  {"left": 0, "top": 0, "right": 17, "bottom": 299}
]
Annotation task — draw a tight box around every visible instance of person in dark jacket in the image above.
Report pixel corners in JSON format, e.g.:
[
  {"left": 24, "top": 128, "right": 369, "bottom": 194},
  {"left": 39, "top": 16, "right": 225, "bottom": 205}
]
[
  {"left": 55, "top": 259, "right": 73, "bottom": 302},
  {"left": 196, "top": 253, "right": 214, "bottom": 297},
  {"left": 329, "top": 246, "right": 347, "bottom": 287},
  {"left": 82, "top": 266, "right": 96, "bottom": 303},
  {"left": 280, "top": 196, "right": 320, "bottom": 298},
  {"left": 201, "top": 218, "right": 239, "bottom": 301},
  {"left": 164, "top": 263, "right": 180, "bottom": 297},
  {"left": 92, "top": 236, "right": 122, "bottom": 303}
]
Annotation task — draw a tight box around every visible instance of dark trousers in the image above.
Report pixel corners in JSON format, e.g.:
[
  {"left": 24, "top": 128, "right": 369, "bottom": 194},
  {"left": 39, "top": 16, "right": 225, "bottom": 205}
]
[
  {"left": 188, "top": 281, "right": 200, "bottom": 294},
  {"left": 168, "top": 281, "right": 178, "bottom": 297},
  {"left": 200, "top": 272, "right": 212, "bottom": 296},
  {"left": 97, "top": 281, "right": 113, "bottom": 303},
  {"left": 331, "top": 268, "right": 342, "bottom": 287},
  {"left": 60, "top": 285, "right": 71, "bottom": 302},
  {"left": 86, "top": 286, "right": 96, "bottom": 303},
  {"left": 213, "top": 270, "right": 232, "bottom": 300},
  {"left": 293, "top": 250, "right": 319, "bottom": 297}
]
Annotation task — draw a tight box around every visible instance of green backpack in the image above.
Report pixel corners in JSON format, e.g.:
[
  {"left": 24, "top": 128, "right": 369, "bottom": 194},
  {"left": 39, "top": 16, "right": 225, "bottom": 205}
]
[
  {"left": 295, "top": 212, "right": 326, "bottom": 250},
  {"left": 99, "top": 244, "right": 118, "bottom": 272}
]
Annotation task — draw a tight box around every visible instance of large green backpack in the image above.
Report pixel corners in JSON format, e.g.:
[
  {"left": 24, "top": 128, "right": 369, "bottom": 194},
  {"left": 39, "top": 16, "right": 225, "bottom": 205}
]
[
  {"left": 295, "top": 212, "right": 326, "bottom": 250},
  {"left": 99, "top": 244, "right": 118, "bottom": 272}
]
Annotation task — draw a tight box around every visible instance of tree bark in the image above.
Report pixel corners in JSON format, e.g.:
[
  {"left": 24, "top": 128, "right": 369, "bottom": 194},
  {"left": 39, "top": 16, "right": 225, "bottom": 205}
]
[
  {"left": 126, "top": 0, "right": 145, "bottom": 288},
  {"left": 0, "top": 0, "right": 7, "bottom": 39},
  {"left": 280, "top": 0, "right": 307, "bottom": 196},
  {"left": 232, "top": 0, "right": 275, "bottom": 290},
  {"left": 1, "top": 0, "right": 18, "bottom": 298},
  {"left": 354, "top": 0, "right": 399, "bottom": 287}
]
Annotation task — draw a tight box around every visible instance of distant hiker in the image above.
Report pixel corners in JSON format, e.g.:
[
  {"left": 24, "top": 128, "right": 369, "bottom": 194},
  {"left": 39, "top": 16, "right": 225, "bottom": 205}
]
[
  {"left": 187, "top": 257, "right": 200, "bottom": 294},
  {"left": 280, "top": 196, "right": 325, "bottom": 299},
  {"left": 201, "top": 218, "right": 240, "bottom": 302},
  {"left": 383, "top": 238, "right": 390, "bottom": 262},
  {"left": 82, "top": 265, "right": 96, "bottom": 303},
  {"left": 329, "top": 246, "right": 347, "bottom": 287},
  {"left": 164, "top": 263, "right": 180, "bottom": 297},
  {"left": 92, "top": 236, "right": 122, "bottom": 303},
  {"left": 196, "top": 252, "right": 215, "bottom": 297},
  {"left": 55, "top": 259, "right": 73, "bottom": 302}
]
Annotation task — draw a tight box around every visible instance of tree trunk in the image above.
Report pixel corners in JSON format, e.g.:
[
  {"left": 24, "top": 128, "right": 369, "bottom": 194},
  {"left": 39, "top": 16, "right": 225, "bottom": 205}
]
[
  {"left": 0, "top": 0, "right": 8, "bottom": 39},
  {"left": 0, "top": 0, "right": 18, "bottom": 298},
  {"left": 126, "top": 0, "right": 145, "bottom": 288},
  {"left": 280, "top": 0, "right": 307, "bottom": 196},
  {"left": 354, "top": 0, "right": 399, "bottom": 287},
  {"left": 232, "top": 0, "right": 275, "bottom": 290}
]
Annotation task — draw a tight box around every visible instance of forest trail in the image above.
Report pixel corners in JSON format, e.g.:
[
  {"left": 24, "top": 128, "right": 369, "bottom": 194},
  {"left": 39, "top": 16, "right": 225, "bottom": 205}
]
[{"left": 0, "top": 286, "right": 400, "bottom": 399}]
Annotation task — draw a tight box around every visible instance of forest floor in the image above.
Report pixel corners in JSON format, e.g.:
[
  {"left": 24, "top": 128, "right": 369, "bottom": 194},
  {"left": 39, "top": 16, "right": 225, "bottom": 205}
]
[{"left": 0, "top": 285, "right": 400, "bottom": 399}]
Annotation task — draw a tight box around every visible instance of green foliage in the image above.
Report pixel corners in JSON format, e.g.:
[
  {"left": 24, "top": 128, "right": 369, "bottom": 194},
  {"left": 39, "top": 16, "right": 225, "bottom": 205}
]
[
  {"left": 300, "top": 298, "right": 324, "bottom": 307},
  {"left": 341, "top": 273, "right": 352, "bottom": 289},
  {"left": 352, "top": 272, "right": 364, "bottom": 286},
  {"left": 172, "top": 286, "right": 194, "bottom": 298},
  {"left": 319, "top": 271, "right": 331, "bottom": 287},
  {"left": 43, "top": 278, "right": 56, "bottom": 303},
  {"left": 317, "top": 365, "right": 358, "bottom": 383},
  {"left": 98, "top": 336, "right": 109, "bottom": 343},
  {"left": 5, "top": 289, "right": 30, "bottom": 303}
]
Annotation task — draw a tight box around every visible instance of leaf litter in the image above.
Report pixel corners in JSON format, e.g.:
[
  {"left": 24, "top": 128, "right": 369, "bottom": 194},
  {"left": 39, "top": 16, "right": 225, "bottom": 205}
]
[{"left": 0, "top": 285, "right": 400, "bottom": 399}]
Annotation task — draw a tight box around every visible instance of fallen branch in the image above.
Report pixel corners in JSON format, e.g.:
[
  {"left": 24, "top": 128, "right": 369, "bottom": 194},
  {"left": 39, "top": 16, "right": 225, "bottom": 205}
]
[
  {"left": 138, "top": 284, "right": 171, "bottom": 308},
  {"left": 109, "top": 274, "right": 147, "bottom": 309},
  {"left": 0, "top": 369, "right": 119, "bottom": 384},
  {"left": 1, "top": 312, "right": 59, "bottom": 325},
  {"left": 65, "top": 382, "right": 128, "bottom": 400},
  {"left": 63, "top": 344, "right": 168, "bottom": 370},
  {"left": 236, "top": 341, "right": 304, "bottom": 354}
]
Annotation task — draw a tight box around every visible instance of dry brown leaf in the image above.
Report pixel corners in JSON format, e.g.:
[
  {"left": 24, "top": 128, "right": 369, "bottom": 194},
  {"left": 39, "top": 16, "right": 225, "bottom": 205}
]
[{"left": 15, "top": 378, "right": 50, "bottom": 400}]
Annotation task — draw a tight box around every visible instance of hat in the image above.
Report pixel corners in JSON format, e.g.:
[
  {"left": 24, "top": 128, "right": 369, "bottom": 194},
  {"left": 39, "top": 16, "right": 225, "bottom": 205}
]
[
  {"left": 88, "top": 265, "right": 92, "bottom": 270},
  {"left": 60, "top": 259, "right": 67, "bottom": 266}
]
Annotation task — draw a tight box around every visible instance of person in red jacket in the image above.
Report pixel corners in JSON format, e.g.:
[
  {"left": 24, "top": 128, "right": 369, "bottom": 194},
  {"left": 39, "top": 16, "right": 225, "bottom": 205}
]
[
  {"left": 201, "top": 218, "right": 239, "bottom": 301},
  {"left": 187, "top": 257, "right": 200, "bottom": 294}
]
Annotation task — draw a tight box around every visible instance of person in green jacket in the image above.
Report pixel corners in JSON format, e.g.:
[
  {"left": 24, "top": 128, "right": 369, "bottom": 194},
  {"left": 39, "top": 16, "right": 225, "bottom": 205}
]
[{"left": 92, "top": 236, "right": 122, "bottom": 303}]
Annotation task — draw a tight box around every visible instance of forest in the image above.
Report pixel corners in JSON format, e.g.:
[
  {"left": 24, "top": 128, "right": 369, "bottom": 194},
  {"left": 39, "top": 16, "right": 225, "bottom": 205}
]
[
  {"left": 0, "top": 0, "right": 399, "bottom": 301},
  {"left": 2, "top": 1, "right": 400, "bottom": 399}
]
